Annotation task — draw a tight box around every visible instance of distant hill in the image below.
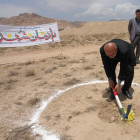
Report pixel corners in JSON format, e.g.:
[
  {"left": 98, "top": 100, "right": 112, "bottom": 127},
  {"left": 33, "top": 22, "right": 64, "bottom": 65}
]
[
  {"left": 71, "top": 21, "right": 87, "bottom": 27},
  {"left": 108, "top": 19, "right": 127, "bottom": 21},
  {"left": 0, "top": 17, "right": 6, "bottom": 21},
  {"left": 0, "top": 13, "right": 86, "bottom": 30},
  {"left": 60, "top": 20, "right": 129, "bottom": 36}
]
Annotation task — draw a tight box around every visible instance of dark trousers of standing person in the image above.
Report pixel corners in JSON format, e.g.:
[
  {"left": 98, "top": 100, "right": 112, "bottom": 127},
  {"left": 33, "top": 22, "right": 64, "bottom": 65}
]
[
  {"left": 131, "top": 34, "right": 140, "bottom": 62},
  {"left": 110, "top": 61, "right": 134, "bottom": 91}
]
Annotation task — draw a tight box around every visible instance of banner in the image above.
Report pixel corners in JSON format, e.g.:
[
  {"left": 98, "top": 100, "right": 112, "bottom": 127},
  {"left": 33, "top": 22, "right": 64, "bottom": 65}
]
[{"left": 0, "top": 22, "right": 60, "bottom": 47}]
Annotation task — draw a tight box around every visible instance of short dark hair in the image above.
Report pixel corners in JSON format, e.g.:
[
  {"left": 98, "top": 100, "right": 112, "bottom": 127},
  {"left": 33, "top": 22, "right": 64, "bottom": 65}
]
[{"left": 136, "top": 9, "right": 140, "bottom": 13}]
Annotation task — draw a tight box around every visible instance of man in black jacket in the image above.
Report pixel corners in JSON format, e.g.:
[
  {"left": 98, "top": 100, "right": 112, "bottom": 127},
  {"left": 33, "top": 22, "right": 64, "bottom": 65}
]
[{"left": 100, "top": 39, "right": 136, "bottom": 99}]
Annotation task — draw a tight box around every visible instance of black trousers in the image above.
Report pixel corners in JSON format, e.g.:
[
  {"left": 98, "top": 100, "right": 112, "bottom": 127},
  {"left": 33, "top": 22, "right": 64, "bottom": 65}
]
[{"left": 110, "top": 62, "right": 134, "bottom": 90}]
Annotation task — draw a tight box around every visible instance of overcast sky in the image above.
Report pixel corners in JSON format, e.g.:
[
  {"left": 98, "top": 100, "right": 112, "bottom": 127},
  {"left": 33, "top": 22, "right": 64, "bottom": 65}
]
[{"left": 0, "top": 0, "right": 140, "bottom": 22}]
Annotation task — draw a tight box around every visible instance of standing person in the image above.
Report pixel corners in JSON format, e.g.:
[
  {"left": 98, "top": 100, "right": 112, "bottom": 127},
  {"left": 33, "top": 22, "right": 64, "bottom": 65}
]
[
  {"left": 128, "top": 9, "right": 140, "bottom": 64},
  {"left": 100, "top": 39, "right": 136, "bottom": 100}
]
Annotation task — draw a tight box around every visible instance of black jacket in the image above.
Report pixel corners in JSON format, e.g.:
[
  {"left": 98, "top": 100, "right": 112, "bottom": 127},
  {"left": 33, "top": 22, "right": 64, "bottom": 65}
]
[{"left": 100, "top": 39, "right": 136, "bottom": 80}]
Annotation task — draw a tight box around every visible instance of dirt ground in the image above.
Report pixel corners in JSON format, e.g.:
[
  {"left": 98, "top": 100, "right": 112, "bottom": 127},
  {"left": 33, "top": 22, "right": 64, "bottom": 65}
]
[{"left": 0, "top": 21, "right": 140, "bottom": 140}]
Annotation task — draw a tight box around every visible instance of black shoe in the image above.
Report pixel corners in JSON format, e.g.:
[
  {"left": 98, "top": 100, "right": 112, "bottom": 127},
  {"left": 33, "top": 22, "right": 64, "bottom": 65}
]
[
  {"left": 109, "top": 88, "right": 115, "bottom": 100},
  {"left": 122, "top": 89, "right": 133, "bottom": 99}
]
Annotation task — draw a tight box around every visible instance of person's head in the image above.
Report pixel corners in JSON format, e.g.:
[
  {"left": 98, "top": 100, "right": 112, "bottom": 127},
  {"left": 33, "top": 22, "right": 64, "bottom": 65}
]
[
  {"left": 136, "top": 9, "right": 140, "bottom": 20},
  {"left": 104, "top": 42, "right": 117, "bottom": 58}
]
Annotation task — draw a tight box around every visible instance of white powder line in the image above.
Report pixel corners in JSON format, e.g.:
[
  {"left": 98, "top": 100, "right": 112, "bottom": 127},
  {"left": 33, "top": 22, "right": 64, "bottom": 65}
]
[
  {"left": 132, "top": 82, "right": 140, "bottom": 87},
  {"left": 29, "top": 80, "right": 140, "bottom": 140}
]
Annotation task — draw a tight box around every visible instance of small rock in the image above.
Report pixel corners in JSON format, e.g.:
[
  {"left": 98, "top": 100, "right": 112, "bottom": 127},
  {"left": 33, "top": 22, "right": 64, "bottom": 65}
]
[{"left": 111, "top": 116, "right": 115, "bottom": 122}]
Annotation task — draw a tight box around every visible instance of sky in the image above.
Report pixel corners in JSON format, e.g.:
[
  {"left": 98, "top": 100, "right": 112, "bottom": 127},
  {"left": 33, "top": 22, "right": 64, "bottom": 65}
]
[{"left": 0, "top": 0, "right": 140, "bottom": 22}]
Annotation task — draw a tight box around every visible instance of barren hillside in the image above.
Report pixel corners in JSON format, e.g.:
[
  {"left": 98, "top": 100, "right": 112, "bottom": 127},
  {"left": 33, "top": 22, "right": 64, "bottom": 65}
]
[
  {"left": 0, "top": 13, "right": 85, "bottom": 30},
  {"left": 60, "top": 20, "right": 129, "bottom": 35}
]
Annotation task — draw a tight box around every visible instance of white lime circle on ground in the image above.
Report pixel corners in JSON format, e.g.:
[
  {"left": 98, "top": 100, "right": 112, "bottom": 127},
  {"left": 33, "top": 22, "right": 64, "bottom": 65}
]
[{"left": 29, "top": 80, "right": 140, "bottom": 140}]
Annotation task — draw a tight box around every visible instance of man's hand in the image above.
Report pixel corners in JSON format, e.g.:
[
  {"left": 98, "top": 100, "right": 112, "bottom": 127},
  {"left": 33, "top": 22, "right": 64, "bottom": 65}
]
[
  {"left": 108, "top": 80, "right": 115, "bottom": 88},
  {"left": 114, "top": 84, "right": 121, "bottom": 92}
]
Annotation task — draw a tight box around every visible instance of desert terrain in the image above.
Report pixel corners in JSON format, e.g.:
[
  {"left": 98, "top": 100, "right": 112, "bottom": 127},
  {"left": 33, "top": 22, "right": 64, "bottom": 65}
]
[{"left": 0, "top": 17, "right": 140, "bottom": 140}]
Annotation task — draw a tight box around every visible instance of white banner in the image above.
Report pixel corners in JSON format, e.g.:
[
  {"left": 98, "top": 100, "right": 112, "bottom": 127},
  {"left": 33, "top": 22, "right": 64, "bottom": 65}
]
[{"left": 0, "top": 22, "right": 60, "bottom": 47}]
